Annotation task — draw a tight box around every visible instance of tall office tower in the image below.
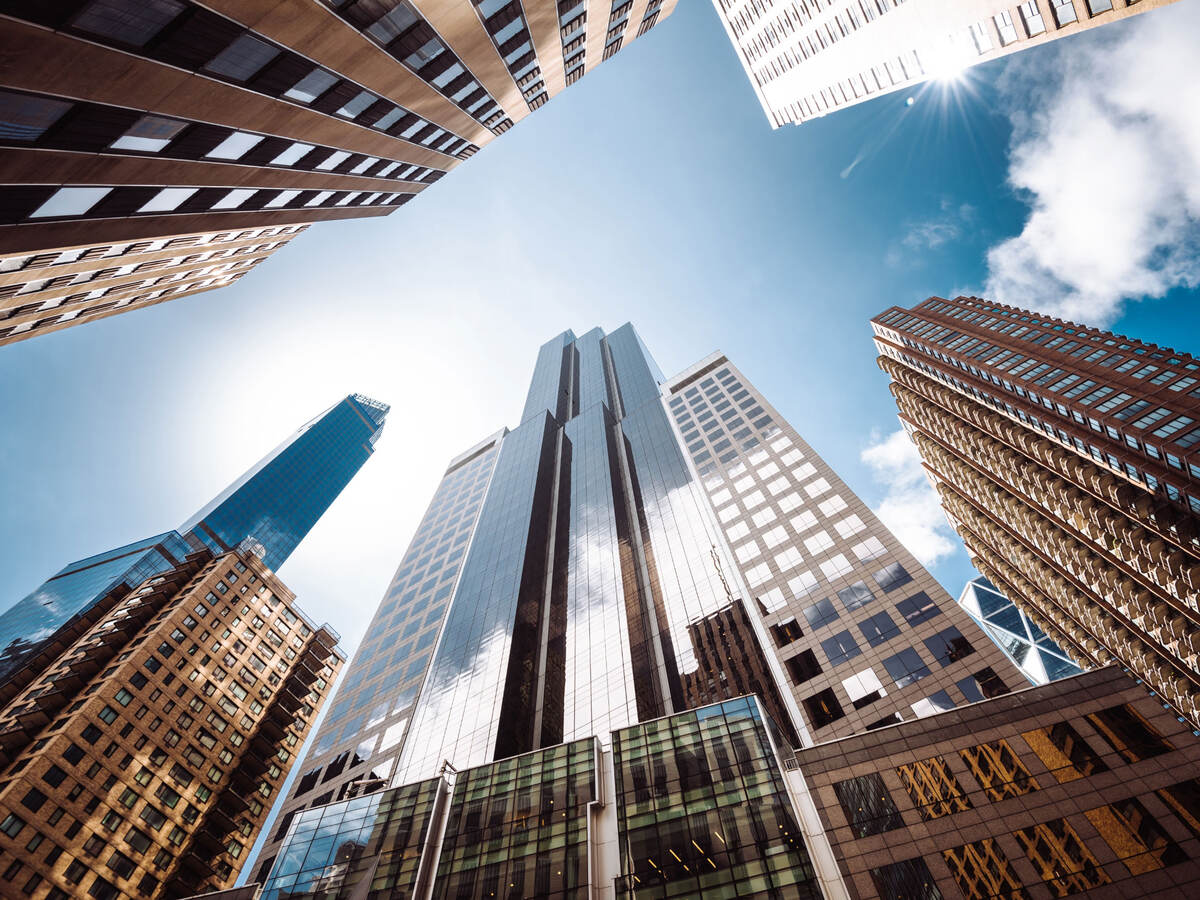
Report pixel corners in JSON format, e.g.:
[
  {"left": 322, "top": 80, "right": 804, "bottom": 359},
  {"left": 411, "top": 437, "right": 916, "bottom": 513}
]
[
  {"left": 872, "top": 295, "right": 1200, "bottom": 730},
  {"left": 0, "top": 393, "right": 387, "bottom": 682},
  {"left": 252, "top": 323, "right": 1023, "bottom": 885},
  {"left": 712, "top": 0, "right": 1179, "bottom": 128},
  {"left": 0, "top": 225, "right": 306, "bottom": 347},
  {"left": 0, "top": 0, "right": 677, "bottom": 344},
  {"left": 957, "top": 575, "right": 1083, "bottom": 686},
  {"left": 0, "top": 545, "right": 344, "bottom": 900}
]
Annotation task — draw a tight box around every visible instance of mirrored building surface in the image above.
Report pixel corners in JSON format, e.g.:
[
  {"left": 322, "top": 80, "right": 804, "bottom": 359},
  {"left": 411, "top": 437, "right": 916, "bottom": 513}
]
[
  {"left": 958, "top": 576, "right": 1084, "bottom": 686},
  {"left": 256, "top": 324, "right": 1024, "bottom": 884},
  {"left": 0, "top": 393, "right": 387, "bottom": 682}
]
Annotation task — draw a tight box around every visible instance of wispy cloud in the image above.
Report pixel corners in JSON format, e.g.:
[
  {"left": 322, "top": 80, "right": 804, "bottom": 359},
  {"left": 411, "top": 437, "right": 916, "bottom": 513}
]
[
  {"left": 861, "top": 428, "right": 958, "bottom": 567},
  {"left": 887, "top": 199, "right": 977, "bottom": 266},
  {"left": 985, "top": 2, "right": 1200, "bottom": 325}
]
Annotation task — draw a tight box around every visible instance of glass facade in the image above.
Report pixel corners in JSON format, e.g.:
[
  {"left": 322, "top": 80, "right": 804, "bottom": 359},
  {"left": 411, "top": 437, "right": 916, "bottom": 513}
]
[
  {"left": 957, "top": 576, "right": 1084, "bottom": 685},
  {"left": 0, "top": 393, "right": 386, "bottom": 683},
  {"left": 0, "top": 530, "right": 193, "bottom": 680},
  {"left": 182, "top": 393, "right": 389, "bottom": 570},
  {"left": 260, "top": 778, "right": 443, "bottom": 900},
  {"left": 613, "top": 697, "right": 820, "bottom": 898},
  {"left": 258, "top": 697, "right": 820, "bottom": 900}
]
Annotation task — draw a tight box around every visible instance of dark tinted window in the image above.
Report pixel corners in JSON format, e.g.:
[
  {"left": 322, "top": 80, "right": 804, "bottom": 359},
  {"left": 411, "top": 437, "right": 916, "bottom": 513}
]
[{"left": 834, "top": 773, "right": 903, "bottom": 838}]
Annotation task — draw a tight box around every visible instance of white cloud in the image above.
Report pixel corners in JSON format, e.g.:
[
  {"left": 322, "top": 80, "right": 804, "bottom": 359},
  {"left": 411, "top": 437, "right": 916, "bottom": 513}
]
[
  {"left": 861, "top": 428, "right": 958, "bottom": 567},
  {"left": 985, "top": 2, "right": 1200, "bottom": 325}
]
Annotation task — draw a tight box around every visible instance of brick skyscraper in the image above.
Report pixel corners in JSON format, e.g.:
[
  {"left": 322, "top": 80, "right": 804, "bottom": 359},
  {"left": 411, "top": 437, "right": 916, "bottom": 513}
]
[
  {"left": 0, "top": 545, "right": 342, "bottom": 899},
  {"left": 872, "top": 296, "right": 1200, "bottom": 729},
  {"left": 0, "top": 0, "right": 676, "bottom": 344}
]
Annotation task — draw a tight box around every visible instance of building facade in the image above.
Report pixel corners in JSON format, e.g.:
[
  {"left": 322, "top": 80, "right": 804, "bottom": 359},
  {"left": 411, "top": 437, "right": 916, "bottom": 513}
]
[
  {"left": 252, "top": 324, "right": 1025, "bottom": 883},
  {"left": 0, "top": 545, "right": 344, "bottom": 900},
  {"left": 0, "top": 393, "right": 387, "bottom": 682},
  {"left": 0, "top": 224, "right": 305, "bottom": 345},
  {"left": 794, "top": 664, "right": 1200, "bottom": 900},
  {"left": 712, "top": 0, "right": 1180, "bottom": 128},
  {"left": 957, "top": 575, "right": 1083, "bottom": 686},
  {"left": 872, "top": 295, "right": 1200, "bottom": 729},
  {"left": 0, "top": 0, "right": 676, "bottom": 344}
]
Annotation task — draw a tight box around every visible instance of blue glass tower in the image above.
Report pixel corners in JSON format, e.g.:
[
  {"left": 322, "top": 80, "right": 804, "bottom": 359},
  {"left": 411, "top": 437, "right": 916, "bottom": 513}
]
[
  {"left": 0, "top": 394, "right": 387, "bottom": 681},
  {"left": 180, "top": 393, "right": 389, "bottom": 571}
]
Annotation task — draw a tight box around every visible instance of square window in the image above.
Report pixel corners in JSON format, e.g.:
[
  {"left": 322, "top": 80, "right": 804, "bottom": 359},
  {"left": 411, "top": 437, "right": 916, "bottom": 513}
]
[
  {"left": 874, "top": 562, "right": 913, "bottom": 591},
  {"left": 869, "top": 857, "right": 941, "bottom": 900},
  {"left": 785, "top": 649, "right": 821, "bottom": 685},
  {"left": 770, "top": 617, "right": 803, "bottom": 647},
  {"left": 896, "top": 591, "right": 939, "bottom": 626},
  {"left": 834, "top": 773, "right": 903, "bottom": 837},
  {"left": 859, "top": 611, "right": 897, "bottom": 647},
  {"left": 882, "top": 648, "right": 931, "bottom": 688},
  {"left": 923, "top": 627, "right": 975, "bottom": 666},
  {"left": 842, "top": 668, "right": 887, "bottom": 709},
  {"left": 337, "top": 90, "right": 377, "bottom": 119},
  {"left": 910, "top": 690, "right": 955, "bottom": 717},
  {"left": 316, "top": 150, "right": 351, "bottom": 171},
  {"left": 821, "top": 630, "right": 861, "bottom": 665},
  {"left": 837, "top": 580, "right": 874, "bottom": 611},
  {"left": 803, "top": 687, "right": 845, "bottom": 728},
  {"left": 803, "top": 596, "right": 838, "bottom": 630}
]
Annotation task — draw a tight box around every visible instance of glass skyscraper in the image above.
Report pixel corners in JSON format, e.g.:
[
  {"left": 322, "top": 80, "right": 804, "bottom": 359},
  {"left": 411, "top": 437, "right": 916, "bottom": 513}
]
[
  {"left": 253, "top": 325, "right": 1027, "bottom": 895},
  {"left": 0, "top": 393, "right": 387, "bottom": 682}
]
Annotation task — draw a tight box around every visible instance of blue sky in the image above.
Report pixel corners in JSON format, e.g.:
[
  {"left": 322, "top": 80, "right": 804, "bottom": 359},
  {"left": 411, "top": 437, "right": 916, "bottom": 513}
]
[{"left": 1, "top": 0, "right": 1198, "bottom": 666}]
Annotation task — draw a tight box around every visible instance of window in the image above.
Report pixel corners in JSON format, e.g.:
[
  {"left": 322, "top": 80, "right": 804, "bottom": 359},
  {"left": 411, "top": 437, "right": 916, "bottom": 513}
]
[
  {"left": 896, "top": 591, "right": 939, "bottom": 626},
  {"left": 316, "top": 150, "right": 351, "bottom": 171},
  {"left": 71, "top": 0, "right": 185, "bottom": 46},
  {"left": 943, "top": 839, "right": 1024, "bottom": 900},
  {"left": 874, "top": 562, "right": 913, "bottom": 592},
  {"left": 337, "top": 90, "right": 377, "bottom": 119},
  {"left": 821, "top": 630, "right": 861, "bottom": 665},
  {"left": 0, "top": 90, "right": 72, "bottom": 142},
  {"left": 803, "top": 687, "right": 845, "bottom": 728},
  {"left": 993, "top": 10, "right": 1018, "bottom": 43},
  {"left": 138, "top": 187, "right": 197, "bottom": 213},
  {"left": 20, "top": 788, "right": 46, "bottom": 813},
  {"left": 1022, "top": 721, "right": 1109, "bottom": 783},
  {"left": 205, "top": 33, "right": 281, "bottom": 82},
  {"left": 272, "top": 141, "right": 314, "bottom": 166},
  {"left": 212, "top": 189, "right": 257, "bottom": 210},
  {"left": 1050, "top": 0, "right": 1078, "bottom": 25},
  {"left": 896, "top": 756, "right": 971, "bottom": 820},
  {"left": 803, "top": 596, "right": 839, "bottom": 630},
  {"left": 110, "top": 115, "right": 186, "bottom": 152},
  {"left": 834, "top": 773, "right": 903, "bottom": 837},
  {"left": 1085, "top": 0, "right": 1113, "bottom": 12},
  {"left": 960, "top": 739, "right": 1038, "bottom": 800},
  {"left": 1085, "top": 704, "right": 1172, "bottom": 762},
  {"left": 882, "top": 648, "right": 931, "bottom": 688},
  {"left": 859, "top": 611, "right": 897, "bottom": 647},
  {"left": 0, "top": 813, "right": 25, "bottom": 838},
  {"left": 869, "top": 857, "right": 941, "bottom": 900},
  {"left": 30, "top": 187, "right": 112, "bottom": 219},
  {"left": 284, "top": 68, "right": 338, "bottom": 104},
  {"left": 769, "top": 617, "right": 803, "bottom": 647},
  {"left": 205, "top": 131, "right": 265, "bottom": 161},
  {"left": 842, "top": 668, "right": 888, "bottom": 709},
  {"left": 957, "top": 667, "right": 1009, "bottom": 701},
  {"left": 923, "top": 626, "right": 975, "bottom": 666},
  {"left": 1013, "top": 819, "right": 1109, "bottom": 893},
  {"left": 785, "top": 649, "right": 821, "bottom": 685},
  {"left": 837, "top": 580, "right": 874, "bottom": 611}
]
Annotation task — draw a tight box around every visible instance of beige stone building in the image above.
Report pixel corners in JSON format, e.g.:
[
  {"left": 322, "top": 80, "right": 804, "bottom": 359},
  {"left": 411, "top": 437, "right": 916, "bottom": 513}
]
[{"left": 0, "top": 545, "right": 342, "bottom": 899}]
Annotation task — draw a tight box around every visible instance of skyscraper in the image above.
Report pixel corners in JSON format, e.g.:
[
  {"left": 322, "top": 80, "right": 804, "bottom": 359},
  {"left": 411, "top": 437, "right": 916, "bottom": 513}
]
[
  {"left": 712, "top": 0, "right": 1179, "bottom": 128},
  {"left": 0, "top": 0, "right": 676, "bottom": 344},
  {"left": 957, "top": 575, "right": 1083, "bottom": 686},
  {"left": 0, "top": 393, "right": 388, "bottom": 682},
  {"left": 252, "top": 324, "right": 1025, "bottom": 882},
  {"left": 872, "top": 295, "right": 1200, "bottom": 729},
  {"left": 0, "top": 544, "right": 344, "bottom": 900},
  {"left": 0, "top": 225, "right": 307, "bottom": 346}
]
